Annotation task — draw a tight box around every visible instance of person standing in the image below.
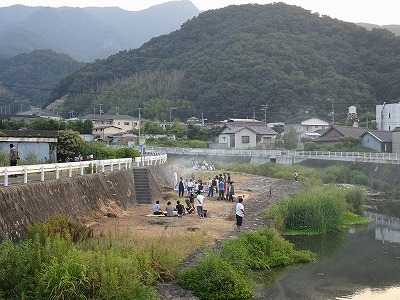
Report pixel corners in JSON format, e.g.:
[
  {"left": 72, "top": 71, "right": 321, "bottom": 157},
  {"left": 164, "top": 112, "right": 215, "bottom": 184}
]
[
  {"left": 227, "top": 181, "right": 235, "bottom": 202},
  {"left": 196, "top": 193, "right": 205, "bottom": 218},
  {"left": 218, "top": 179, "right": 225, "bottom": 200},
  {"left": 9, "top": 144, "right": 19, "bottom": 177},
  {"left": 173, "top": 170, "right": 178, "bottom": 188},
  {"left": 207, "top": 177, "right": 214, "bottom": 197},
  {"left": 178, "top": 177, "right": 186, "bottom": 198},
  {"left": 235, "top": 196, "right": 245, "bottom": 232}
]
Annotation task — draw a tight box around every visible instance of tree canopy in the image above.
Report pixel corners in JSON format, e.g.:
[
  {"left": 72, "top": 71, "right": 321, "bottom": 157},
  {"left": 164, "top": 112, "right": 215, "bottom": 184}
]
[{"left": 44, "top": 3, "right": 400, "bottom": 122}]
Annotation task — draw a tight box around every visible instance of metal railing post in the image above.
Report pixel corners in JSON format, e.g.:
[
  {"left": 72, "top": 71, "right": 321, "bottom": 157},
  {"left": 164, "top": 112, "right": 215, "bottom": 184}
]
[
  {"left": 4, "top": 169, "right": 8, "bottom": 187},
  {"left": 56, "top": 165, "right": 59, "bottom": 179},
  {"left": 40, "top": 166, "right": 45, "bottom": 182},
  {"left": 24, "top": 167, "right": 28, "bottom": 183}
]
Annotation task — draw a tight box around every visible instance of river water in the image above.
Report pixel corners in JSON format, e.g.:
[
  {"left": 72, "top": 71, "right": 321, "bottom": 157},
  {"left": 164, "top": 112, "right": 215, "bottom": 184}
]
[{"left": 253, "top": 208, "right": 400, "bottom": 300}]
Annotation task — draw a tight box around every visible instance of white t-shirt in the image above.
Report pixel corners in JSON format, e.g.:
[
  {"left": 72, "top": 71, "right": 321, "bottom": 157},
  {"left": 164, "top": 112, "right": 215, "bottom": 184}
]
[
  {"left": 236, "top": 202, "right": 244, "bottom": 217},
  {"left": 187, "top": 181, "right": 194, "bottom": 188},
  {"left": 197, "top": 194, "right": 205, "bottom": 206}
]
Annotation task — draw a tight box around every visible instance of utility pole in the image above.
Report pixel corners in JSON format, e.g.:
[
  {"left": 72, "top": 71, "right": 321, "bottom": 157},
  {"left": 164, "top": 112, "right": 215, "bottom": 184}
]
[
  {"left": 201, "top": 112, "right": 204, "bottom": 125},
  {"left": 169, "top": 107, "right": 176, "bottom": 123},
  {"left": 137, "top": 108, "right": 143, "bottom": 146},
  {"left": 260, "top": 104, "right": 268, "bottom": 123},
  {"left": 327, "top": 98, "right": 334, "bottom": 124},
  {"left": 99, "top": 104, "right": 103, "bottom": 115}
]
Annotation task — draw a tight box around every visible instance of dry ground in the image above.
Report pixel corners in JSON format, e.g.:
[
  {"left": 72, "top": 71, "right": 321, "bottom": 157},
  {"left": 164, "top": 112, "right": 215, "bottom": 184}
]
[{"left": 86, "top": 170, "right": 304, "bottom": 300}]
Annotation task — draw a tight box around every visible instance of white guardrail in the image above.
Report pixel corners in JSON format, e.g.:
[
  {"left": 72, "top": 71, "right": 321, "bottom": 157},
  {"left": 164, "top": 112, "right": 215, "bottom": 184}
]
[
  {"left": 0, "top": 154, "right": 168, "bottom": 187},
  {"left": 0, "top": 158, "right": 133, "bottom": 187},
  {"left": 134, "top": 153, "right": 168, "bottom": 167},
  {"left": 146, "top": 147, "right": 399, "bottom": 162}
]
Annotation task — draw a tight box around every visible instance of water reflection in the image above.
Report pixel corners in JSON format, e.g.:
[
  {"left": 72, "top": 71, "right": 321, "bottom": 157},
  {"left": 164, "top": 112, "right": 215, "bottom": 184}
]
[
  {"left": 255, "top": 210, "right": 400, "bottom": 300},
  {"left": 365, "top": 211, "right": 400, "bottom": 243}
]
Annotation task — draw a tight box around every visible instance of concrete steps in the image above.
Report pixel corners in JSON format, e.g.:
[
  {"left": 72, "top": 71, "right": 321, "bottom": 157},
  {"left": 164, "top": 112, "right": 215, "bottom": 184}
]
[{"left": 133, "top": 168, "right": 152, "bottom": 204}]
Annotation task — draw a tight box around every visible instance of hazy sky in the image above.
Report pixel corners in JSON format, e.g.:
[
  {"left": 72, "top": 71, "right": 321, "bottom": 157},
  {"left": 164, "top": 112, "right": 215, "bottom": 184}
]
[{"left": 0, "top": 0, "right": 399, "bottom": 25}]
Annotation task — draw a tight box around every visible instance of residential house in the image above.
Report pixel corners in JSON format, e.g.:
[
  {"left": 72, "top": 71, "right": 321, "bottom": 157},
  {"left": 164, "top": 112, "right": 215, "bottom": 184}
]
[
  {"left": 314, "top": 125, "right": 367, "bottom": 145},
  {"left": 81, "top": 114, "right": 140, "bottom": 133},
  {"left": 92, "top": 125, "right": 122, "bottom": 141},
  {"left": 360, "top": 130, "right": 392, "bottom": 153},
  {"left": 0, "top": 130, "right": 58, "bottom": 162},
  {"left": 376, "top": 103, "right": 400, "bottom": 131},
  {"left": 392, "top": 127, "right": 400, "bottom": 155},
  {"left": 218, "top": 123, "right": 277, "bottom": 149},
  {"left": 285, "top": 117, "right": 330, "bottom": 139}
]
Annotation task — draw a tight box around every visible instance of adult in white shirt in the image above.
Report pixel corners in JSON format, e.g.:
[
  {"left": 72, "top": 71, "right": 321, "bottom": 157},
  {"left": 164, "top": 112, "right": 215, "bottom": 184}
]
[
  {"left": 196, "top": 193, "right": 205, "bottom": 218},
  {"left": 235, "top": 196, "right": 245, "bottom": 231}
]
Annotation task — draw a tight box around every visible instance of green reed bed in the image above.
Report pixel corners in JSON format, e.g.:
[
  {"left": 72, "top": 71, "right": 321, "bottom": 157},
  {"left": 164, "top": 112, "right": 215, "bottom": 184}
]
[
  {"left": 178, "top": 228, "right": 315, "bottom": 300},
  {"left": 0, "top": 215, "right": 205, "bottom": 300},
  {"left": 267, "top": 185, "right": 368, "bottom": 235}
]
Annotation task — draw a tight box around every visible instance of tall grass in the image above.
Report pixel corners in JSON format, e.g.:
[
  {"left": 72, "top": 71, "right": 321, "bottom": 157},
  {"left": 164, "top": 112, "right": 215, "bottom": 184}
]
[
  {"left": 267, "top": 185, "right": 346, "bottom": 234},
  {"left": 0, "top": 216, "right": 206, "bottom": 299}
]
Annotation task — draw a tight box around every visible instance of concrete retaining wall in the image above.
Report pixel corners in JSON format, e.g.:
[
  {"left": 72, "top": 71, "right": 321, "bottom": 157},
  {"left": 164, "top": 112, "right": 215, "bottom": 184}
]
[
  {"left": 0, "top": 166, "right": 169, "bottom": 241},
  {"left": 300, "top": 159, "right": 400, "bottom": 190}
]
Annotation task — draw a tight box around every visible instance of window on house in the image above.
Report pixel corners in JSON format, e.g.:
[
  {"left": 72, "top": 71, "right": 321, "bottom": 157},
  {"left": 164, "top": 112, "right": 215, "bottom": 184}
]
[
  {"left": 117, "top": 122, "right": 120, "bottom": 125},
  {"left": 124, "top": 122, "right": 129, "bottom": 125},
  {"left": 242, "top": 136, "right": 250, "bottom": 143},
  {"left": 389, "top": 113, "right": 391, "bottom": 118}
]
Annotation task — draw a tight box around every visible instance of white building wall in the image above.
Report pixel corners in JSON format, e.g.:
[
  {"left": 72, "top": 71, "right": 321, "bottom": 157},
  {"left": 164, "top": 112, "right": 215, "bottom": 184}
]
[
  {"left": 235, "top": 128, "right": 256, "bottom": 149},
  {"left": 376, "top": 103, "right": 400, "bottom": 131}
]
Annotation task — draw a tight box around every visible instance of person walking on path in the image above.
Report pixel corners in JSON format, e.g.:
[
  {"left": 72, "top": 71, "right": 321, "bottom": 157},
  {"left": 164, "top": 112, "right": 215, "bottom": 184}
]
[
  {"left": 293, "top": 171, "right": 299, "bottom": 182},
  {"left": 235, "top": 196, "right": 245, "bottom": 231}
]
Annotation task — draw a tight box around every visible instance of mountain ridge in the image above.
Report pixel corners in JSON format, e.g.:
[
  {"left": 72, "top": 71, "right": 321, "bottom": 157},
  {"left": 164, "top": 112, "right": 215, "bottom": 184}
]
[{"left": 0, "top": 1, "right": 200, "bottom": 62}]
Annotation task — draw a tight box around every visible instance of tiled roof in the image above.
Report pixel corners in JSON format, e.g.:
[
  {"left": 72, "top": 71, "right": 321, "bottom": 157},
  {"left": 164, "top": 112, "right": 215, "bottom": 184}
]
[
  {"left": 221, "top": 123, "right": 277, "bottom": 135},
  {"left": 362, "top": 130, "right": 392, "bottom": 142},
  {"left": 82, "top": 114, "right": 139, "bottom": 120}
]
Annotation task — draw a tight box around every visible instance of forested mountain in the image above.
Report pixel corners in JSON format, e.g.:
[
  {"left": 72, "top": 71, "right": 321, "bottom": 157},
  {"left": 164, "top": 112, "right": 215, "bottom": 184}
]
[
  {"left": 0, "top": 1, "right": 200, "bottom": 62},
  {"left": 358, "top": 23, "right": 400, "bottom": 36},
  {"left": 0, "top": 49, "right": 84, "bottom": 111},
  {"left": 45, "top": 3, "right": 400, "bottom": 122}
]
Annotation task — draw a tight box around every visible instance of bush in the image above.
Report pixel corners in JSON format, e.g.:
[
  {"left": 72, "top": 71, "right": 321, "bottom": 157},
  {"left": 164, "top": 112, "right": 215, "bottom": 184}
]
[
  {"left": 348, "top": 170, "right": 369, "bottom": 185},
  {"left": 178, "top": 251, "right": 253, "bottom": 300},
  {"left": 344, "top": 188, "right": 366, "bottom": 215},
  {"left": 219, "top": 228, "right": 315, "bottom": 269},
  {"left": 25, "top": 215, "right": 92, "bottom": 243}
]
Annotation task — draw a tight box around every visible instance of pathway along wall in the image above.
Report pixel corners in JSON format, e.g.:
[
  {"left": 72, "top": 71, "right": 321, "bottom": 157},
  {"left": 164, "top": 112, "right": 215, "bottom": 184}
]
[{"left": 0, "top": 166, "right": 168, "bottom": 242}]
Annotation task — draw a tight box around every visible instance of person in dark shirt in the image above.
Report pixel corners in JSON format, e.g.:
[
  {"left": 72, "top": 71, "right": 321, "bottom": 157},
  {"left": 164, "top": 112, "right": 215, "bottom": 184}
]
[{"left": 176, "top": 200, "right": 185, "bottom": 216}]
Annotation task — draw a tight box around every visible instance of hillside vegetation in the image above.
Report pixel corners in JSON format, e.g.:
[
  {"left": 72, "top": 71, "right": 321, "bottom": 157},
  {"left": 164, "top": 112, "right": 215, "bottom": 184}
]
[
  {"left": 45, "top": 3, "right": 400, "bottom": 121},
  {"left": 0, "top": 49, "right": 83, "bottom": 110}
]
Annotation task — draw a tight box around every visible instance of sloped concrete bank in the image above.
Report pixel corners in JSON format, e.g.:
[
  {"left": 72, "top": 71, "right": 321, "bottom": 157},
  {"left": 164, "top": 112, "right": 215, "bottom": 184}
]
[
  {"left": 300, "top": 159, "right": 400, "bottom": 191},
  {"left": 0, "top": 166, "right": 169, "bottom": 241}
]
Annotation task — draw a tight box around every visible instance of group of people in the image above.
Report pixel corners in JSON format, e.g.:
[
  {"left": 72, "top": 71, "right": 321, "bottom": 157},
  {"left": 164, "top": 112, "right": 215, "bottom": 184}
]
[
  {"left": 191, "top": 160, "right": 215, "bottom": 170},
  {"left": 163, "top": 170, "right": 245, "bottom": 230},
  {"left": 152, "top": 191, "right": 206, "bottom": 219}
]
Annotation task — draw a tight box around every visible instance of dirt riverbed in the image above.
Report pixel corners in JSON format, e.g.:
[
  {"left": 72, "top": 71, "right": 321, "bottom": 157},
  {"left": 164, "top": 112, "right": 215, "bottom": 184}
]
[{"left": 88, "top": 171, "right": 304, "bottom": 300}]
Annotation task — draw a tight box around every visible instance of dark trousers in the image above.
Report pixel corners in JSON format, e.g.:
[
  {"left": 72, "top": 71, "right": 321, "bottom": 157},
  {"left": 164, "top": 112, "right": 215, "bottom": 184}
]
[
  {"left": 179, "top": 187, "right": 184, "bottom": 197},
  {"left": 208, "top": 186, "right": 213, "bottom": 196}
]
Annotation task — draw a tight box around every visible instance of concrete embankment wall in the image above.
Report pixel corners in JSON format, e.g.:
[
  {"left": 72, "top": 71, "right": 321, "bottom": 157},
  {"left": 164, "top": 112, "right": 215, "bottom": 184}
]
[
  {"left": 300, "top": 159, "right": 400, "bottom": 190},
  {"left": 0, "top": 166, "right": 171, "bottom": 241}
]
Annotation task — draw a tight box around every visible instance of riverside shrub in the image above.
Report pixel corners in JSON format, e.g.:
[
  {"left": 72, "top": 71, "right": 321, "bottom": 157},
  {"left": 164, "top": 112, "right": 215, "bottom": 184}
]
[
  {"left": 268, "top": 185, "right": 347, "bottom": 234},
  {"left": 178, "top": 252, "right": 253, "bottom": 300}
]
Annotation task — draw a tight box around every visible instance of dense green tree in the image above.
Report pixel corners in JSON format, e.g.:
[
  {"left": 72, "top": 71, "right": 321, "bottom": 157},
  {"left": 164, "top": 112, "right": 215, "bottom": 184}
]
[
  {"left": 283, "top": 126, "right": 299, "bottom": 149},
  {"left": 57, "top": 130, "right": 84, "bottom": 162}
]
